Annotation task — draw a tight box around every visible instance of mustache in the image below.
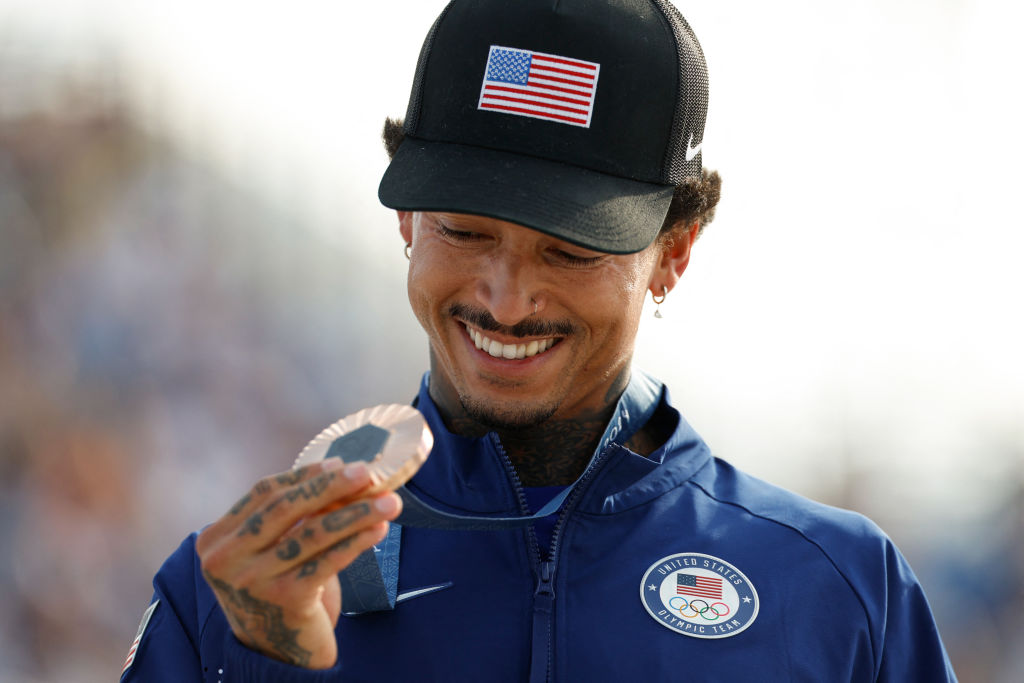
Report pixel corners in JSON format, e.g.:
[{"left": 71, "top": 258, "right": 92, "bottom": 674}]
[{"left": 448, "top": 302, "right": 576, "bottom": 338}]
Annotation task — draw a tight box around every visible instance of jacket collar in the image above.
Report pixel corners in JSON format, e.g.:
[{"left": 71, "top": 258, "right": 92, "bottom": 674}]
[{"left": 408, "top": 371, "right": 712, "bottom": 516}]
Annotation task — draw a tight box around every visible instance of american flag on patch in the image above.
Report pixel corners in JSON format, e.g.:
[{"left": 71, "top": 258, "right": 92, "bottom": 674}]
[
  {"left": 478, "top": 45, "right": 600, "bottom": 128},
  {"left": 122, "top": 600, "right": 159, "bottom": 675},
  {"left": 676, "top": 573, "right": 723, "bottom": 600}
]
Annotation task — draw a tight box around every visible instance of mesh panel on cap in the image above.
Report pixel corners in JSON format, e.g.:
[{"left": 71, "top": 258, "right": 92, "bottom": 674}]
[
  {"left": 651, "top": 0, "right": 709, "bottom": 183},
  {"left": 404, "top": 1, "right": 456, "bottom": 134}
]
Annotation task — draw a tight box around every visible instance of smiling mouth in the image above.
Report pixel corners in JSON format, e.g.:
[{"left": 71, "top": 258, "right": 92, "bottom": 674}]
[{"left": 464, "top": 324, "right": 560, "bottom": 360}]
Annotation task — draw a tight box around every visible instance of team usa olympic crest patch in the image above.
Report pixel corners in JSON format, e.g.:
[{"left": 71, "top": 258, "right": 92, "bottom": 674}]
[{"left": 640, "top": 553, "right": 759, "bottom": 638}]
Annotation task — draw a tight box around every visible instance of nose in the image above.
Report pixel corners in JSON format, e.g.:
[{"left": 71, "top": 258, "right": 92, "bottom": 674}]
[{"left": 475, "top": 252, "right": 538, "bottom": 326}]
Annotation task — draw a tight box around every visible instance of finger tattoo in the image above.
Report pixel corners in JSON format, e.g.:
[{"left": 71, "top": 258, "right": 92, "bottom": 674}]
[
  {"left": 263, "top": 473, "right": 337, "bottom": 515},
  {"left": 275, "top": 471, "right": 305, "bottom": 486},
  {"left": 229, "top": 493, "right": 252, "bottom": 516},
  {"left": 238, "top": 474, "right": 337, "bottom": 538},
  {"left": 276, "top": 538, "right": 301, "bottom": 561},
  {"left": 297, "top": 559, "right": 318, "bottom": 579},
  {"left": 322, "top": 503, "right": 370, "bottom": 533},
  {"left": 326, "top": 536, "right": 355, "bottom": 554},
  {"left": 239, "top": 512, "right": 264, "bottom": 537}
]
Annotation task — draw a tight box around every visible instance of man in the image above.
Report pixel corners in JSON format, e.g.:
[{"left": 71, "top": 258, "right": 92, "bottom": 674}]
[{"left": 124, "top": 0, "right": 956, "bottom": 680}]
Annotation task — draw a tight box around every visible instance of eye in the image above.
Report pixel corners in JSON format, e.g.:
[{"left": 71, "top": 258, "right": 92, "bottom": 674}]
[
  {"left": 437, "top": 225, "right": 485, "bottom": 242},
  {"left": 551, "top": 249, "right": 604, "bottom": 268}
]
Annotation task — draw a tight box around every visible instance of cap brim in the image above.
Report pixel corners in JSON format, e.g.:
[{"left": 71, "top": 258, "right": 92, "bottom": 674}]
[{"left": 378, "top": 137, "right": 673, "bottom": 254}]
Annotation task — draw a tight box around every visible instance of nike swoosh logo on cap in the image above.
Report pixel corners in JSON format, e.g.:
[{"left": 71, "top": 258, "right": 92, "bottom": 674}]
[{"left": 685, "top": 134, "right": 703, "bottom": 162}]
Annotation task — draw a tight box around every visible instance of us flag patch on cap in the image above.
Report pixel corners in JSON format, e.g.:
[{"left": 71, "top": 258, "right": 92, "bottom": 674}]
[
  {"left": 478, "top": 46, "right": 600, "bottom": 127},
  {"left": 121, "top": 599, "right": 159, "bottom": 677}
]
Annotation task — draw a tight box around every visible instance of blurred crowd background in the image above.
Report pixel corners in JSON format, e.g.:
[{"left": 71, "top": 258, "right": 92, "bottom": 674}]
[{"left": 1, "top": 1, "right": 1022, "bottom": 681}]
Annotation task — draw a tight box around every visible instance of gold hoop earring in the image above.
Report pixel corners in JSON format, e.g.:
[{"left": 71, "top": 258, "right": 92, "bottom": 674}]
[
  {"left": 652, "top": 286, "right": 667, "bottom": 318},
  {"left": 404, "top": 243, "right": 412, "bottom": 260}
]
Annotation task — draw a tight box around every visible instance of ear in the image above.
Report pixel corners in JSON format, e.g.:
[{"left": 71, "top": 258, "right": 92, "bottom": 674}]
[
  {"left": 649, "top": 223, "right": 699, "bottom": 296},
  {"left": 398, "top": 211, "right": 414, "bottom": 245}
]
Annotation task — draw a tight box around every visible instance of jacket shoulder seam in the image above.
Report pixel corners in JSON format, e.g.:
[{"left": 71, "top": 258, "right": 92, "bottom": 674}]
[{"left": 686, "top": 478, "right": 879, "bottom": 666}]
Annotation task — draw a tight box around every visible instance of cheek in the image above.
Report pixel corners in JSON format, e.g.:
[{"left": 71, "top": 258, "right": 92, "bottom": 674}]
[
  {"left": 614, "top": 260, "right": 656, "bottom": 313},
  {"left": 406, "top": 268, "right": 437, "bottom": 336},
  {"left": 405, "top": 245, "right": 466, "bottom": 325},
  {"left": 404, "top": 257, "right": 431, "bottom": 323},
  {"left": 592, "top": 261, "right": 656, "bottom": 346},
  {"left": 582, "top": 274, "right": 647, "bottom": 346}
]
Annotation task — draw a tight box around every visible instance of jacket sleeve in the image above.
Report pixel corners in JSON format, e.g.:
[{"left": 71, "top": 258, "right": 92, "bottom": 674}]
[
  {"left": 123, "top": 532, "right": 352, "bottom": 682},
  {"left": 220, "top": 633, "right": 346, "bottom": 682},
  {"left": 875, "top": 539, "right": 957, "bottom": 682},
  {"left": 120, "top": 535, "right": 204, "bottom": 682}
]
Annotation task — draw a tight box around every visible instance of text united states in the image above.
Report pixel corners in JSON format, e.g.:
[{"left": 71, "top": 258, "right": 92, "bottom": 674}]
[
  {"left": 676, "top": 573, "right": 723, "bottom": 600},
  {"left": 478, "top": 46, "right": 600, "bottom": 128}
]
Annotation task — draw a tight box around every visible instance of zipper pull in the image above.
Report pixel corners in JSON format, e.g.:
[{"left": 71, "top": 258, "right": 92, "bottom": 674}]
[{"left": 535, "top": 560, "right": 555, "bottom": 597}]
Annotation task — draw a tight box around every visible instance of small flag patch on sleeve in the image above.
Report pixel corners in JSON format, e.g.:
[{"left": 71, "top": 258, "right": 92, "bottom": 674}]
[
  {"left": 121, "top": 599, "right": 159, "bottom": 676},
  {"left": 478, "top": 46, "right": 600, "bottom": 127}
]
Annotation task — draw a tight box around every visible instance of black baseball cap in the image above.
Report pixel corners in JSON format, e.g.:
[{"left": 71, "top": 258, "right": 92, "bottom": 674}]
[{"left": 378, "top": 0, "right": 708, "bottom": 254}]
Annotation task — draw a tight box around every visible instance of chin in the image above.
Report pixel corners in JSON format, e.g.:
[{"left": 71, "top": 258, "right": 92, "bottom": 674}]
[{"left": 459, "top": 393, "right": 559, "bottom": 432}]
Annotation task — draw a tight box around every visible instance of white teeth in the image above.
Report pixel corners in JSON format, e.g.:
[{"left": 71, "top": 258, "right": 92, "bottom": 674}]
[{"left": 467, "top": 326, "right": 557, "bottom": 359}]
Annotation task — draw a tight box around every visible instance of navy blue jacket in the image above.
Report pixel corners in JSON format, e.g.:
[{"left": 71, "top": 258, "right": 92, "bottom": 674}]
[{"left": 123, "top": 374, "right": 955, "bottom": 681}]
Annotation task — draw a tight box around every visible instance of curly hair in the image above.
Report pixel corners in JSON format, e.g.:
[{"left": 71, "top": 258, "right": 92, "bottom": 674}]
[{"left": 382, "top": 117, "right": 721, "bottom": 241}]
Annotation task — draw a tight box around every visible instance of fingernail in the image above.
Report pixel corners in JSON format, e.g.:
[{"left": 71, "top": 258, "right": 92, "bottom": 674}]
[
  {"left": 374, "top": 494, "right": 398, "bottom": 515},
  {"left": 322, "top": 458, "right": 345, "bottom": 471},
  {"left": 343, "top": 462, "right": 368, "bottom": 480}
]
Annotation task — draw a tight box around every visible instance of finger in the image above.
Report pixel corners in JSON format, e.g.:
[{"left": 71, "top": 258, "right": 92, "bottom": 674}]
[
  {"left": 261, "top": 492, "right": 402, "bottom": 578},
  {"left": 200, "top": 461, "right": 371, "bottom": 568},
  {"left": 199, "top": 459, "right": 352, "bottom": 549},
  {"left": 287, "top": 522, "right": 392, "bottom": 587},
  {"left": 232, "top": 462, "right": 376, "bottom": 551}
]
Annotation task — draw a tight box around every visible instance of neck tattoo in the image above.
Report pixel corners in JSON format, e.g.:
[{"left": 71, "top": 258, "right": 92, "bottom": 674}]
[{"left": 429, "top": 357, "right": 633, "bottom": 487}]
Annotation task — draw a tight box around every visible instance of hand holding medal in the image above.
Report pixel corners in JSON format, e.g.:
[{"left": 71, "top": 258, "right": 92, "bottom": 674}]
[{"left": 196, "top": 404, "right": 432, "bottom": 669}]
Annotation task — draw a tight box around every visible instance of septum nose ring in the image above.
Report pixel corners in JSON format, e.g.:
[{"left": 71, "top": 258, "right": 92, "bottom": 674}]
[{"left": 531, "top": 298, "right": 538, "bottom": 316}]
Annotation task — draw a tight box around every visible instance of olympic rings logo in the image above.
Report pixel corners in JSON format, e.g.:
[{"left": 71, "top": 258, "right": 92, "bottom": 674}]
[{"left": 668, "top": 596, "right": 731, "bottom": 621}]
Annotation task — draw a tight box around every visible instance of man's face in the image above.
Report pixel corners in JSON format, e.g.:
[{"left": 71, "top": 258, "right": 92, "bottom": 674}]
[{"left": 400, "top": 211, "right": 667, "bottom": 430}]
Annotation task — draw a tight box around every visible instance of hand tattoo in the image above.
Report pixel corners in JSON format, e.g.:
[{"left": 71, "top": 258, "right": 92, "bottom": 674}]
[{"left": 202, "top": 570, "right": 312, "bottom": 667}]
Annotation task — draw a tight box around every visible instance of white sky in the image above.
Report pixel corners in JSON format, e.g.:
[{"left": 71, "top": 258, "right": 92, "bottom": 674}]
[{"left": 3, "top": 0, "right": 1022, "bottom": 524}]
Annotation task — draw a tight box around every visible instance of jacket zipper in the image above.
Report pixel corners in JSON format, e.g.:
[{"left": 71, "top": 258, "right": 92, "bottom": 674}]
[
  {"left": 492, "top": 434, "right": 616, "bottom": 683},
  {"left": 531, "top": 559, "right": 556, "bottom": 683}
]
